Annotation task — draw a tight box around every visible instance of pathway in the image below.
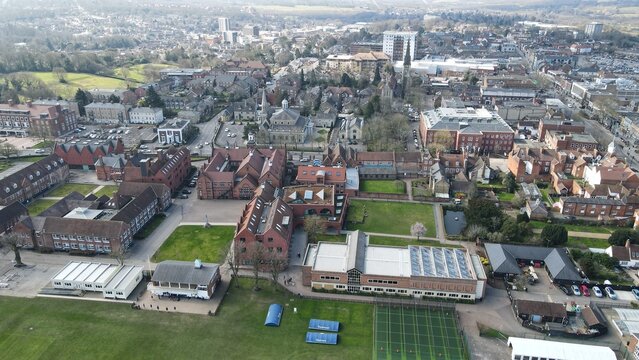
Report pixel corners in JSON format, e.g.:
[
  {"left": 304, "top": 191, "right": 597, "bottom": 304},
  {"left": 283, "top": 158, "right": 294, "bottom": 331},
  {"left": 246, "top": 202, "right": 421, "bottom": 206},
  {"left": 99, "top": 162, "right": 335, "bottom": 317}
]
[
  {"left": 531, "top": 228, "right": 610, "bottom": 239},
  {"left": 403, "top": 179, "right": 414, "bottom": 201},
  {"left": 433, "top": 204, "right": 446, "bottom": 240}
]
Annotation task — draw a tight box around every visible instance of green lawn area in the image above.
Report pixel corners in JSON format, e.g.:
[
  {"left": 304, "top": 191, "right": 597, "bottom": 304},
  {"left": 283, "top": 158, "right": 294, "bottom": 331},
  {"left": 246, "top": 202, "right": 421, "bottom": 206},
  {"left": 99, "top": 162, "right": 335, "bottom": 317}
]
[
  {"left": 153, "top": 225, "right": 235, "bottom": 263},
  {"left": 315, "top": 233, "right": 347, "bottom": 243},
  {"left": 14, "top": 156, "right": 47, "bottom": 163},
  {"left": 540, "top": 188, "right": 554, "bottom": 205},
  {"left": 114, "top": 63, "right": 174, "bottom": 83},
  {"left": 134, "top": 214, "right": 167, "bottom": 240},
  {"left": 0, "top": 160, "right": 12, "bottom": 173},
  {"left": 47, "top": 183, "right": 98, "bottom": 197},
  {"left": 26, "top": 199, "right": 58, "bottom": 215},
  {"left": 346, "top": 200, "right": 436, "bottom": 237},
  {"left": 0, "top": 278, "right": 372, "bottom": 359},
  {"left": 30, "top": 141, "right": 55, "bottom": 149},
  {"left": 529, "top": 220, "right": 614, "bottom": 234},
  {"left": 360, "top": 180, "right": 406, "bottom": 194},
  {"left": 368, "top": 235, "right": 461, "bottom": 248},
  {"left": 567, "top": 236, "right": 610, "bottom": 249},
  {"left": 5, "top": 71, "right": 137, "bottom": 98},
  {"left": 93, "top": 185, "right": 120, "bottom": 197},
  {"left": 497, "top": 192, "right": 515, "bottom": 202}
]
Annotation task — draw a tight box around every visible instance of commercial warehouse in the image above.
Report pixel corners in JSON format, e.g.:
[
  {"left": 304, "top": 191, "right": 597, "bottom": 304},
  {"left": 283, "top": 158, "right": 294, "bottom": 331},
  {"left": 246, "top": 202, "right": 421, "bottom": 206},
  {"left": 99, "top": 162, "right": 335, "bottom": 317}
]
[
  {"left": 51, "top": 261, "right": 143, "bottom": 300},
  {"left": 302, "top": 230, "right": 487, "bottom": 301}
]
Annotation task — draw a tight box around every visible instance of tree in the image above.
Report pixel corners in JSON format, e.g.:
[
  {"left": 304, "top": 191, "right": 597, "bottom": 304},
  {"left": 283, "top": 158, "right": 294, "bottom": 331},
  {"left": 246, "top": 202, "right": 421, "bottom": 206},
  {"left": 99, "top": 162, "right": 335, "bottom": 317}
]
[
  {"left": 107, "top": 94, "right": 120, "bottom": 104},
  {"left": 608, "top": 228, "right": 639, "bottom": 246},
  {"left": 540, "top": 224, "right": 568, "bottom": 247},
  {"left": 225, "top": 239, "right": 241, "bottom": 287},
  {"left": 267, "top": 250, "right": 287, "bottom": 287},
  {"left": 52, "top": 67, "right": 66, "bottom": 83},
  {"left": 502, "top": 172, "right": 516, "bottom": 193},
  {"left": 464, "top": 224, "right": 487, "bottom": 242},
  {"left": 578, "top": 255, "right": 595, "bottom": 276},
  {"left": 299, "top": 69, "right": 305, "bottom": 90},
  {"left": 410, "top": 222, "right": 426, "bottom": 240},
  {"left": 372, "top": 65, "right": 382, "bottom": 86},
  {"left": 464, "top": 198, "right": 503, "bottom": 232},
  {"left": 500, "top": 219, "right": 522, "bottom": 242},
  {"left": 304, "top": 215, "right": 326, "bottom": 243},
  {"left": 74, "top": 88, "right": 92, "bottom": 117},
  {"left": 247, "top": 242, "right": 266, "bottom": 291},
  {"left": 0, "top": 143, "right": 18, "bottom": 159},
  {"left": 340, "top": 73, "right": 352, "bottom": 87},
  {"left": 145, "top": 86, "right": 165, "bottom": 108},
  {"left": 0, "top": 233, "right": 25, "bottom": 267}
]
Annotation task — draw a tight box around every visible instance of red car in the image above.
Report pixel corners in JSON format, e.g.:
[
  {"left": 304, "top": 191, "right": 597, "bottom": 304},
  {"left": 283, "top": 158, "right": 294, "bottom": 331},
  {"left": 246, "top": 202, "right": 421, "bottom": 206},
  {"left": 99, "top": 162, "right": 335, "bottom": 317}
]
[{"left": 580, "top": 284, "right": 591, "bottom": 297}]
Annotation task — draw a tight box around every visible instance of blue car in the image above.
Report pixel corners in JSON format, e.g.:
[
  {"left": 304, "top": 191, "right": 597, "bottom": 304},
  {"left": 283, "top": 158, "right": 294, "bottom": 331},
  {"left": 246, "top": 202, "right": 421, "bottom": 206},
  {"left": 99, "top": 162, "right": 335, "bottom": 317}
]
[{"left": 632, "top": 289, "right": 639, "bottom": 301}]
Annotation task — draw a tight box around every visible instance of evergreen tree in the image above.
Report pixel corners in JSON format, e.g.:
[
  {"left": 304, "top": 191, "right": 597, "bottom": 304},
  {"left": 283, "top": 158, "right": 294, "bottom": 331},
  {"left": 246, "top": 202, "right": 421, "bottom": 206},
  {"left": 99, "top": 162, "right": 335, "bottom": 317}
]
[
  {"left": 300, "top": 69, "right": 305, "bottom": 90},
  {"left": 340, "top": 73, "right": 352, "bottom": 87},
  {"left": 145, "top": 86, "right": 165, "bottom": 108},
  {"left": 74, "top": 88, "right": 91, "bottom": 117},
  {"left": 373, "top": 65, "right": 382, "bottom": 86}
]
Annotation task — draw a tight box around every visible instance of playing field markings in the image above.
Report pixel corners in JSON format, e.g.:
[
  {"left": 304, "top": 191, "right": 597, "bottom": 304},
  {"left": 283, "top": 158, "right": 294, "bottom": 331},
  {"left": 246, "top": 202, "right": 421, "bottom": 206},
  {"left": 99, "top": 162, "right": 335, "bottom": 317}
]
[
  {"left": 413, "top": 305, "right": 421, "bottom": 359},
  {"left": 437, "top": 309, "right": 450, "bottom": 360}
]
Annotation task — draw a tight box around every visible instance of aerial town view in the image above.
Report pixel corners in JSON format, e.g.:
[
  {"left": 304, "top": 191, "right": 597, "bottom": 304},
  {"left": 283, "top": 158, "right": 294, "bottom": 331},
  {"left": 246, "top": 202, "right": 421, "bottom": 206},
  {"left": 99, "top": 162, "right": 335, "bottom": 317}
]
[{"left": 1, "top": 0, "right": 639, "bottom": 359}]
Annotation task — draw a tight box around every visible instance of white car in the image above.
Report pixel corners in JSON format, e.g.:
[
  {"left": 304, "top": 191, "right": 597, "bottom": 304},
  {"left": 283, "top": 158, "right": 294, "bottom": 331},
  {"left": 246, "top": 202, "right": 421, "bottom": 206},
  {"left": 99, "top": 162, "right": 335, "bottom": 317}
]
[
  {"left": 592, "top": 286, "right": 603, "bottom": 298},
  {"left": 605, "top": 286, "right": 617, "bottom": 300},
  {"left": 224, "top": 128, "right": 230, "bottom": 132},
  {"left": 204, "top": 142, "right": 209, "bottom": 146},
  {"left": 571, "top": 285, "right": 581, "bottom": 296}
]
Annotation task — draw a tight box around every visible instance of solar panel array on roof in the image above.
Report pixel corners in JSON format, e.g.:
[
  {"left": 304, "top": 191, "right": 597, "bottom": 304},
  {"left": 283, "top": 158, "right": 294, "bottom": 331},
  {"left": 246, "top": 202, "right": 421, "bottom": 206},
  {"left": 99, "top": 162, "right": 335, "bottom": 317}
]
[
  {"left": 305, "top": 332, "right": 338, "bottom": 345},
  {"left": 456, "top": 249, "right": 473, "bottom": 279},
  {"left": 410, "top": 247, "right": 421, "bottom": 276},
  {"left": 308, "top": 319, "right": 340, "bottom": 332},
  {"left": 421, "top": 247, "right": 435, "bottom": 277},
  {"left": 408, "top": 246, "right": 474, "bottom": 279},
  {"left": 444, "top": 248, "right": 459, "bottom": 278}
]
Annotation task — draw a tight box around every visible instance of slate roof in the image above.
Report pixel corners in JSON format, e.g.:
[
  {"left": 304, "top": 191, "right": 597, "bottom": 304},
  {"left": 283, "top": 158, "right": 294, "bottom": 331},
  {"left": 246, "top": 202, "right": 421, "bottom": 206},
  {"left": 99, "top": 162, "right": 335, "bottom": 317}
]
[
  {"left": 0, "top": 201, "right": 28, "bottom": 229},
  {"left": 0, "top": 154, "right": 65, "bottom": 200},
  {"left": 151, "top": 260, "right": 219, "bottom": 285},
  {"left": 484, "top": 243, "right": 582, "bottom": 281}
]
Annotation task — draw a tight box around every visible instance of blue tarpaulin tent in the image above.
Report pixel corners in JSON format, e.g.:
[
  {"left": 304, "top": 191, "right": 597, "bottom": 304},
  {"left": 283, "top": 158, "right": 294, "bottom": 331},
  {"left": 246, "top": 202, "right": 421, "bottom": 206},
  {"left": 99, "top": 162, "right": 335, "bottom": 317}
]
[
  {"left": 308, "top": 319, "right": 340, "bottom": 332},
  {"left": 305, "top": 332, "right": 338, "bottom": 345},
  {"left": 264, "top": 304, "right": 283, "bottom": 326}
]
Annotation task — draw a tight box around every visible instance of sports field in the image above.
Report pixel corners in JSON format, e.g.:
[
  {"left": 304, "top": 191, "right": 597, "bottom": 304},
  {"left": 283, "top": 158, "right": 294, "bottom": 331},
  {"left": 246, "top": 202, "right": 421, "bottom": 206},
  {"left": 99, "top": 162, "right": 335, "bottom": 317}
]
[{"left": 374, "top": 305, "right": 468, "bottom": 360}]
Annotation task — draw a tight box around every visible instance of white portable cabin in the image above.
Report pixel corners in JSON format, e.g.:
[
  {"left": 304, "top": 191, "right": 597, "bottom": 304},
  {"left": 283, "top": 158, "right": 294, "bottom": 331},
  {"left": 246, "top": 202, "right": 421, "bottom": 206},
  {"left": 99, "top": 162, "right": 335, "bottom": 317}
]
[
  {"left": 103, "top": 265, "right": 143, "bottom": 300},
  {"left": 52, "top": 262, "right": 119, "bottom": 290}
]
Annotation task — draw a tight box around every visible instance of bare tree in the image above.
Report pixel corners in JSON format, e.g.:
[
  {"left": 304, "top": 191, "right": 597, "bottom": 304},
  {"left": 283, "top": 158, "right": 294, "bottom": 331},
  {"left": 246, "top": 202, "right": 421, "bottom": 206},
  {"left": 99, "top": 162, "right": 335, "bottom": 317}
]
[
  {"left": 111, "top": 247, "right": 126, "bottom": 266},
  {"left": 0, "top": 233, "right": 26, "bottom": 267},
  {"left": 304, "top": 215, "right": 326, "bottom": 243},
  {"left": 267, "top": 250, "right": 287, "bottom": 288},
  {"left": 225, "top": 239, "right": 241, "bottom": 287},
  {"left": 410, "top": 222, "right": 426, "bottom": 241},
  {"left": 465, "top": 224, "right": 487, "bottom": 243},
  {"left": 248, "top": 242, "right": 266, "bottom": 291},
  {"left": 0, "top": 143, "right": 18, "bottom": 159}
]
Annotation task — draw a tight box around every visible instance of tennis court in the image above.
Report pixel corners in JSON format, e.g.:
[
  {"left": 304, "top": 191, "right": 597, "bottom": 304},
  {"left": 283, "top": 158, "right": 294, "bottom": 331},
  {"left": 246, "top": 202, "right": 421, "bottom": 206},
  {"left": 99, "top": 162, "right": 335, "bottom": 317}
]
[{"left": 374, "top": 304, "right": 468, "bottom": 360}]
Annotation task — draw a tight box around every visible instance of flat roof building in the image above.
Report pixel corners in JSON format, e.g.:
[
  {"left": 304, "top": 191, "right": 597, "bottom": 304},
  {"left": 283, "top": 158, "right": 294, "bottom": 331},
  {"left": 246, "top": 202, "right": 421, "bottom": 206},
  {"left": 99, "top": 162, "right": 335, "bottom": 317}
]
[
  {"left": 507, "top": 337, "right": 615, "bottom": 360},
  {"left": 303, "top": 230, "right": 487, "bottom": 301},
  {"left": 51, "top": 261, "right": 143, "bottom": 299}
]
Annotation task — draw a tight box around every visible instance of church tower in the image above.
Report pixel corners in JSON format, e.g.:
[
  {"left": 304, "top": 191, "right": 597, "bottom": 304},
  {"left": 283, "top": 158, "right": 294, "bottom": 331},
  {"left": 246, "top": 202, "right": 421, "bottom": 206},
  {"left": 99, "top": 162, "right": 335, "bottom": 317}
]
[
  {"left": 402, "top": 39, "right": 412, "bottom": 99},
  {"left": 257, "top": 88, "right": 270, "bottom": 125}
]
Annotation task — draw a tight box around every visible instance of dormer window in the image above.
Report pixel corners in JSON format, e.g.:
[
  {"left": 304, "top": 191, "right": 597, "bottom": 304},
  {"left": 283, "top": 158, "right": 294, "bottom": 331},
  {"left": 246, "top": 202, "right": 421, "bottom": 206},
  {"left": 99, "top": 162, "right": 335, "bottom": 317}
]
[
  {"left": 28, "top": 175, "right": 33, "bottom": 180},
  {"left": 35, "top": 171, "right": 40, "bottom": 176},
  {"left": 46, "top": 165, "right": 51, "bottom": 170},
  {"left": 4, "top": 187, "right": 9, "bottom": 193},
  {"left": 12, "top": 183, "right": 17, "bottom": 189}
]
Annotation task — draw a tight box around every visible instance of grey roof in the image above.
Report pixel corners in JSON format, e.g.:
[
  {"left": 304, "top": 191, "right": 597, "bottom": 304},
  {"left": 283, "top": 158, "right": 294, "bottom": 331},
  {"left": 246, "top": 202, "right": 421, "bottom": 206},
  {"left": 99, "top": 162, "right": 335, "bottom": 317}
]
[
  {"left": 485, "top": 243, "right": 582, "bottom": 282},
  {"left": 96, "top": 154, "right": 126, "bottom": 168},
  {"left": 151, "top": 260, "right": 219, "bottom": 285},
  {"left": 346, "top": 230, "right": 367, "bottom": 272}
]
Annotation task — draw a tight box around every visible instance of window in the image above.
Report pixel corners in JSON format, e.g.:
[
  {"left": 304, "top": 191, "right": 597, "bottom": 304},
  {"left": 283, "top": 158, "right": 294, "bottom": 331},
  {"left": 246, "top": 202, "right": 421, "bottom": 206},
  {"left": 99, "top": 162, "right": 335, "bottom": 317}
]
[
  {"left": 241, "top": 247, "right": 246, "bottom": 253},
  {"left": 320, "top": 275, "right": 340, "bottom": 281},
  {"left": 268, "top": 237, "right": 273, "bottom": 242},
  {"left": 240, "top": 238, "right": 246, "bottom": 243},
  {"left": 276, "top": 247, "right": 282, "bottom": 253}
]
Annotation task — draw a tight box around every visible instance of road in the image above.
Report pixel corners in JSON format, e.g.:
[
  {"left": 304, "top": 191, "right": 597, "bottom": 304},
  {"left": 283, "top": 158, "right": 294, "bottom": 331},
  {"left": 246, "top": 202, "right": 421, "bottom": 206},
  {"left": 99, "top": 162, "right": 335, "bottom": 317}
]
[{"left": 188, "top": 112, "right": 223, "bottom": 157}]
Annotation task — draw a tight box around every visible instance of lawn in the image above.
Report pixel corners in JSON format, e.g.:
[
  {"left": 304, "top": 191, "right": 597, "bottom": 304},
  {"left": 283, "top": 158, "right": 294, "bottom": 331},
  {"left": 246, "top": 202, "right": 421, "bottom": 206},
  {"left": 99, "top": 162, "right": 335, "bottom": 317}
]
[
  {"left": 346, "top": 200, "right": 436, "bottom": 237},
  {"left": 368, "top": 235, "right": 461, "bottom": 248},
  {"left": 30, "top": 141, "right": 55, "bottom": 149},
  {"left": 0, "top": 278, "right": 373, "bottom": 360},
  {"left": 153, "top": 225, "right": 235, "bottom": 263},
  {"left": 497, "top": 192, "right": 515, "bottom": 202},
  {"left": 93, "top": 185, "right": 120, "bottom": 197},
  {"left": 14, "top": 156, "right": 47, "bottom": 163},
  {"left": 134, "top": 214, "right": 166, "bottom": 240},
  {"left": 0, "top": 160, "right": 12, "bottom": 173},
  {"left": 315, "top": 233, "right": 347, "bottom": 243},
  {"left": 567, "top": 236, "right": 610, "bottom": 249},
  {"left": 5, "top": 71, "right": 137, "bottom": 98},
  {"left": 529, "top": 220, "right": 614, "bottom": 234},
  {"left": 360, "top": 180, "right": 406, "bottom": 194},
  {"left": 26, "top": 199, "right": 58, "bottom": 215},
  {"left": 114, "top": 63, "right": 174, "bottom": 83},
  {"left": 47, "top": 183, "right": 98, "bottom": 197}
]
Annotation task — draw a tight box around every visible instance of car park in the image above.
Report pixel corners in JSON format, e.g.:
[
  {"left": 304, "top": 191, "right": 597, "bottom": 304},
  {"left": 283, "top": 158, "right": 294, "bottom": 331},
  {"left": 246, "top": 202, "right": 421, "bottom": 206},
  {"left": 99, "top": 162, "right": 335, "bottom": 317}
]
[
  {"left": 558, "top": 285, "right": 571, "bottom": 295},
  {"left": 571, "top": 285, "right": 581, "bottom": 296},
  {"left": 580, "top": 285, "right": 590, "bottom": 297},
  {"left": 605, "top": 286, "right": 617, "bottom": 299}
]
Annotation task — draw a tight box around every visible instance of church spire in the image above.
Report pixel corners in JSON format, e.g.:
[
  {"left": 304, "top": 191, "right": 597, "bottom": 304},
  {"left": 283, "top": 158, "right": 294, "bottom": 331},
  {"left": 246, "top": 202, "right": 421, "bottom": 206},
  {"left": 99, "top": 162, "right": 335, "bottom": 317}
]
[{"left": 403, "top": 39, "right": 412, "bottom": 67}]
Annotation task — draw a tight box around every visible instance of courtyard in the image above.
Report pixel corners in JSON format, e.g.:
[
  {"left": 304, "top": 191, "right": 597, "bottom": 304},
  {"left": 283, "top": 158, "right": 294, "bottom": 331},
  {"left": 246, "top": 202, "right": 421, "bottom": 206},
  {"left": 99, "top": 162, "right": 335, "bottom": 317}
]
[{"left": 346, "top": 200, "right": 437, "bottom": 238}]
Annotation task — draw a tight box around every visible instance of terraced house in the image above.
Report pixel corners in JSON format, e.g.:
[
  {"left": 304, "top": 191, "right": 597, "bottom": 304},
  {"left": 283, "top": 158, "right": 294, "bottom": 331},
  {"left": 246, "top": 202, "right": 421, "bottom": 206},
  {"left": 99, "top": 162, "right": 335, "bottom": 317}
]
[{"left": 0, "top": 154, "right": 69, "bottom": 206}]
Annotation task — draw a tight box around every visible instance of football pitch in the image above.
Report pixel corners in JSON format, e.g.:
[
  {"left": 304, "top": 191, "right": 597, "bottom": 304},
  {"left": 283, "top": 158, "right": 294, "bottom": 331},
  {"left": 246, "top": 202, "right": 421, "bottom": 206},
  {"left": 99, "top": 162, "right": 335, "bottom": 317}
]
[{"left": 374, "top": 305, "right": 468, "bottom": 360}]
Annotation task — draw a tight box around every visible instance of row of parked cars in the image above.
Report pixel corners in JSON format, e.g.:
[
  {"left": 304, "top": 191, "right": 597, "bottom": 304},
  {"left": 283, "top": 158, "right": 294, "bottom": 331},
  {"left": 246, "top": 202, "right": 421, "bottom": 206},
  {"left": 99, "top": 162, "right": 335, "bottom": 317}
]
[{"left": 558, "top": 283, "right": 639, "bottom": 300}]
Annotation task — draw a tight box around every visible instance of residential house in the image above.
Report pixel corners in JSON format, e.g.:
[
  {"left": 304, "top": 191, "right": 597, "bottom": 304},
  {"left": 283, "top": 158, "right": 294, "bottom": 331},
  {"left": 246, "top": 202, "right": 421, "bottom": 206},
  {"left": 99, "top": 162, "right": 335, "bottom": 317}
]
[
  {"left": 605, "top": 240, "right": 639, "bottom": 268},
  {"left": 0, "top": 154, "right": 69, "bottom": 206}
]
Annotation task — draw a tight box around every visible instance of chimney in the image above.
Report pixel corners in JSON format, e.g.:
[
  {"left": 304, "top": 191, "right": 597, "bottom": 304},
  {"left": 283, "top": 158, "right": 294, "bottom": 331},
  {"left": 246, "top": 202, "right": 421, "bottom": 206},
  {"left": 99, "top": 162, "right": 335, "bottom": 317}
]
[
  {"left": 8, "top": 99, "right": 14, "bottom": 107},
  {"left": 140, "top": 158, "right": 149, "bottom": 177},
  {"left": 626, "top": 239, "right": 632, "bottom": 249},
  {"left": 194, "top": 259, "right": 202, "bottom": 269},
  {"left": 26, "top": 100, "right": 32, "bottom": 107}
]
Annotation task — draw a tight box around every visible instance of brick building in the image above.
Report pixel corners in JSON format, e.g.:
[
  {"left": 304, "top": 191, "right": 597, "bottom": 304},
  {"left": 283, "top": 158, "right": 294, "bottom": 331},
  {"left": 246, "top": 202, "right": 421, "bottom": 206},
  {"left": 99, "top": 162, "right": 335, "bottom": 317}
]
[
  {"left": 0, "top": 154, "right": 69, "bottom": 206},
  {"left": 0, "top": 100, "right": 77, "bottom": 137},
  {"left": 419, "top": 108, "right": 514, "bottom": 154},
  {"left": 198, "top": 148, "right": 286, "bottom": 200},
  {"left": 55, "top": 139, "right": 125, "bottom": 169},
  {"left": 538, "top": 118, "right": 586, "bottom": 141},
  {"left": 302, "top": 230, "right": 487, "bottom": 301},
  {"left": 558, "top": 196, "right": 639, "bottom": 218},
  {"left": 296, "top": 165, "right": 347, "bottom": 193},
  {"left": 122, "top": 147, "right": 192, "bottom": 193},
  {"left": 0, "top": 201, "right": 28, "bottom": 234},
  {"left": 544, "top": 131, "right": 598, "bottom": 151},
  {"left": 282, "top": 185, "right": 348, "bottom": 232},
  {"left": 507, "top": 147, "right": 558, "bottom": 183}
]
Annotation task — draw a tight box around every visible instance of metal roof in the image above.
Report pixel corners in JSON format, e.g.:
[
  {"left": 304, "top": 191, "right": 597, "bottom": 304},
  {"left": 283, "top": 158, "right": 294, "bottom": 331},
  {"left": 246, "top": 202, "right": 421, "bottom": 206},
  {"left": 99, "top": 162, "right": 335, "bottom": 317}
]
[{"left": 151, "top": 260, "right": 219, "bottom": 285}]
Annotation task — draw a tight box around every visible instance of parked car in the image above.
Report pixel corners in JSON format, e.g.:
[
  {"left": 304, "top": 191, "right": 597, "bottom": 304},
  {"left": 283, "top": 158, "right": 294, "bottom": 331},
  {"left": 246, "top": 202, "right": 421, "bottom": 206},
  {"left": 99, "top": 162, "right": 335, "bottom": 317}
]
[
  {"left": 558, "top": 285, "right": 571, "bottom": 295},
  {"left": 182, "top": 189, "right": 192, "bottom": 194},
  {"left": 571, "top": 285, "right": 581, "bottom": 296},
  {"left": 178, "top": 194, "right": 188, "bottom": 199},
  {"left": 632, "top": 289, "right": 639, "bottom": 301},
  {"left": 605, "top": 286, "right": 617, "bottom": 300},
  {"left": 580, "top": 285, "right": 590, "bottom": 297},
  {"left": 592, "top": 286, "right": 603, "bottom": 298}
]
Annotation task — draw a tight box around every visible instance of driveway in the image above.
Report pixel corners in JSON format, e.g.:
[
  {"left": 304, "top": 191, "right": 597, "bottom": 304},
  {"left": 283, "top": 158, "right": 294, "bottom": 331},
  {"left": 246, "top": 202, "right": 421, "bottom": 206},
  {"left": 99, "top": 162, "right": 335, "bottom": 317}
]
[{"left": 289, "top": 229, "right": 308, "bottom": 266}]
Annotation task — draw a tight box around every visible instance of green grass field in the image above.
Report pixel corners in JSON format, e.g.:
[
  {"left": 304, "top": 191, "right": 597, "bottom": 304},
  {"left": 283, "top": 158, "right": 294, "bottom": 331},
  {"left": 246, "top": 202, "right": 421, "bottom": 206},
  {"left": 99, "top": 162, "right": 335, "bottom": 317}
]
[
  {"left": 346, "top": 200, "right": 436, "bottom": 237},
  {"left": 567, "top": 236, "right": 610, "bottom": 249},
  {"left": 7, "top": 71, "right": 135, "bottom": 98},
  {"left": 153, "top": 225, "right": 235, "bottom": 263},
  {"left": 113, "top": 63, "right": 174, "bottom": 83},
  {"left": 14, "top": 156, "right": 47, "bottom": 163},
  {"left": 0, "top": 278, "right": 373, "bottom": 360},
  {"left": 374, "top": 305, "right": 467, "bottom": 360},
  {"left": 360, "top": 180, "right": 406, "bottom": 194},
  {"left": 497, "top": 192, "right": 515, "bottom": 202},
  {"left": 26, "top": 199, "right": 58, "bottom": 215},
  {"left": 29, "top": 141, "right": 55, "bottom": 149},
  {"left": 0, "top": 160, "right": 12, "bottom": 173},
  {"left": 93, "top": 185, "right": 120, "bottom": 197},
  {"left": 47, "top": 183, "right": 98, "bottom": 197},
  {"left": 368, "top": 236, "right": 461, "bottom": 248},
  {"left": 529, "top": 220, "right": 614, "bottom": 234}
]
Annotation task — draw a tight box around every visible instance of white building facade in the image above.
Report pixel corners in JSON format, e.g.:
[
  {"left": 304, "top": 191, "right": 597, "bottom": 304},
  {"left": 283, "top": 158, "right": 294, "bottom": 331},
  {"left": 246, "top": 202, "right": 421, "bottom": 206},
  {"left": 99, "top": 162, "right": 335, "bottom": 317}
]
[
  {"left": 158, "top": 119, "right": 190, "bottom": 145},
  {"left": 129, "top": 107, "right": 163, "bottom": 125},
  {"left": 382, "top": 31, "right": 417, "bottom": 62}
]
